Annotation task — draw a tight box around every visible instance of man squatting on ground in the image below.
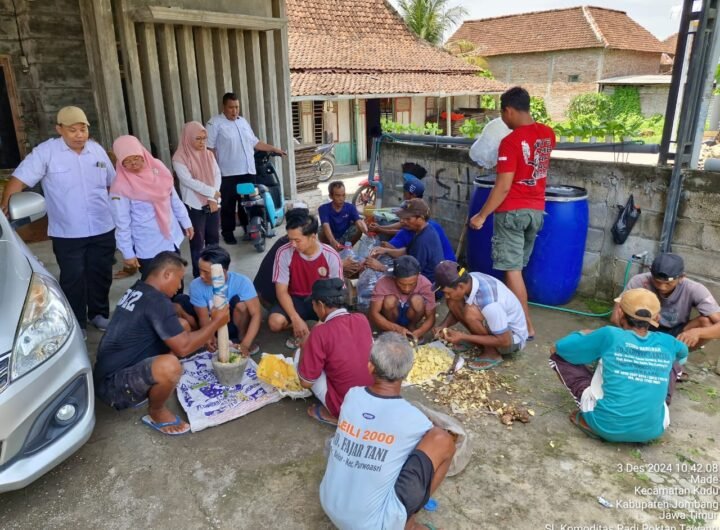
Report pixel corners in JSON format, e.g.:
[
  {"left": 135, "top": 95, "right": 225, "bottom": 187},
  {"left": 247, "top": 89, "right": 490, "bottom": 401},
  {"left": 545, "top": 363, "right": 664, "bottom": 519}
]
[
  {"left": 551, "top": 288, "right": 688, "bottom": 443},
  {"left": 295, "top": 278, "right": 374, "bottom": 426},
  {"left": 368, "top": 255, "right": 436, "bottom": 340},
  {"left": 320, "top": 332, "right": 455, "bottom": 530},
  {"left": 93, "top": 252, "right": 230, "bottom": 435}
]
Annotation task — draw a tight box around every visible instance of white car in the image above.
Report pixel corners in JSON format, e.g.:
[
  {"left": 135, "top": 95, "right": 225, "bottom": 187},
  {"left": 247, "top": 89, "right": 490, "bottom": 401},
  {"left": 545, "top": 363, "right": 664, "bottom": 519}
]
[{"left": 0, "top": 192, "right": 95, "bottom": 493}]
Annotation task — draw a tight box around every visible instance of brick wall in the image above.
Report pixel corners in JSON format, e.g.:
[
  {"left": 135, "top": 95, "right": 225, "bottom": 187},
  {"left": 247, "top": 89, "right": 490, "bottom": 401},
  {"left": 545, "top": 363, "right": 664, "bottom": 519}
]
[
  {"left": 377, "top": 140, "right": 720, "bottom": 303},
  {"left": 487, "top": 48, "right": 662, "bottom": 120}
]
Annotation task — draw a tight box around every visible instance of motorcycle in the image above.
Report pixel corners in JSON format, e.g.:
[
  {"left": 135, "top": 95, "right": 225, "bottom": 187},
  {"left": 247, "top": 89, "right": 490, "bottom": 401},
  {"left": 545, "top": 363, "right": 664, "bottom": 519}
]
[
  {"left": 352, "top": 161, "right": 427, "bottom": 211},
  {"left": 311, "top": 142, "right": 336, "bottom": 182},
  {"left": 236, "top": 151, "right": 285, "bottom": 253}
]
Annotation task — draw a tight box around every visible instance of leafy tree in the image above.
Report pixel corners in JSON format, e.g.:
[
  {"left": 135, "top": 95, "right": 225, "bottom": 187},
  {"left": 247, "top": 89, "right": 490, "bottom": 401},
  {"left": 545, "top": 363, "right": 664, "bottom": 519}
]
[
  {"left": 530, "top": 96, "right": 550, "bottom": 123},
  {"left": 398, "top": 0, "right": 468, "bottom": 46},
  {"left": 444, "top": 38, "right": 494, "bottom": 78}
]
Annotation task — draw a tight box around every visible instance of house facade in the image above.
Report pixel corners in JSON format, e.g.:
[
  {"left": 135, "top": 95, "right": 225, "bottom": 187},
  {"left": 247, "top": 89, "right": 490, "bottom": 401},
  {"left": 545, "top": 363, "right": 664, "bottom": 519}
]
[
  {"left": 0, "top": 0, "right": 296, "bottom": 193},
  {"left": 286, "top": 0, "right": 506, "bottom": 167},
  {"left": 449, "top": 6, "right": 665, "bottom": 120}
]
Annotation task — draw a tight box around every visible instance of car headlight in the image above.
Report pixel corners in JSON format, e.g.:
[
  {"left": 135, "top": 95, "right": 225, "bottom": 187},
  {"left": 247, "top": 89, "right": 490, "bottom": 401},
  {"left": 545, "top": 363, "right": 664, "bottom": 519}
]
[{"left": 11, "top": 273, "right": 74, "bottom": 380}]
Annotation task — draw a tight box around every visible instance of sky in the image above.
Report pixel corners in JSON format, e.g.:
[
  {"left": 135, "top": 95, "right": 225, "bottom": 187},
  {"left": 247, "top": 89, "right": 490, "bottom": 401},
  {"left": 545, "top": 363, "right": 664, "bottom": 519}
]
[{"left": 387, "top": 0, "right": 685, "bottom": 41}]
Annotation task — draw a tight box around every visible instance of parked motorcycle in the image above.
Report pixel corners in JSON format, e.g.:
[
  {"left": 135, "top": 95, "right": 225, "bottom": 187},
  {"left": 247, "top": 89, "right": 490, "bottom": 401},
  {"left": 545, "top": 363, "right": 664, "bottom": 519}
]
[
  {"left": 236, "top": 151, "right": 285, "bottom": 253},
  {"left": 352, "top": 161, "right": 427, "bottom": 211},
  {"left": 311, "top": 142, "right": 336, "bottom": 182}
]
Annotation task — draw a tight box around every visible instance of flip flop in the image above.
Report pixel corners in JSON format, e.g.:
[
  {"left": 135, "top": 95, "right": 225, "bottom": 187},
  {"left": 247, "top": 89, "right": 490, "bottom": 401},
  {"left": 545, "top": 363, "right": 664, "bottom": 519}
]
[
  {"left": 450, "top": 342, "right": 470, "bottom": 354},
  {"left": 141, "top": 414, "right": 190, "bottom": 436},
  {"left": 568, "top": 410, "right": 601, "bottom": 440},
  {"left": 308, "top": 404, "right": 338, "bottom": 427},
  {"left": 467, "top": 357, "right": 503, "bottom": 371},
  {"left": 527, "top": 335, "right": 535, "bottom": 342},
  {"left": 285, "top": 337, "right": 301, "bottom": 349}
]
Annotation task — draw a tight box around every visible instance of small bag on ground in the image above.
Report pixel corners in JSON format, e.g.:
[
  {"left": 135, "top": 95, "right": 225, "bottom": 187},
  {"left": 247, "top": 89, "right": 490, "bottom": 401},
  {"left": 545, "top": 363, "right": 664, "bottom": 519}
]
[{"left": 412, "top": 402, "right": 472, "bottom": 477}]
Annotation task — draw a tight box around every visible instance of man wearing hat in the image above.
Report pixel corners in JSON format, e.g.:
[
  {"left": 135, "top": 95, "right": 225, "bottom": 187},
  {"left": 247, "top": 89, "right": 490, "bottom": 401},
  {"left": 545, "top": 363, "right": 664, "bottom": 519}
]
[
  {"left": 612, "top": 253, "right": 720, "bottom": 351},
  {"left": 551, "top": 288, "right": 688, "bottom": 443},
  {"left": 368, "top": 180, "right": 456, "bottom": 261},
  {"left": 366, "top": 198, "right": 444, "bottom": 283},
  {"left": 1, "top": 106, "right": 116, "bottom": 336},
  {"left": 296, "top": 278, "right": 374, "bottom": 426},
  {"left": 368, "top": 255, "right": 436, "bottom": 339},
  {"left": 433, "top": 261, "right": 528, "bottom": 370}
]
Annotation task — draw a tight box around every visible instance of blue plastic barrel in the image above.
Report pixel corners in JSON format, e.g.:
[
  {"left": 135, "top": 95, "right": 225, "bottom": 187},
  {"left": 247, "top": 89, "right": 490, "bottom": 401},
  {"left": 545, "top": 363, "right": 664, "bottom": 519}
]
[
  {"left": 467, "top": 177, "right": 589, "bottom": 305},
  {"left": 466, "top": 176, "right": 504, "bottom": 279},
  {"left": 524, "top": 185, "right": 588, "bottom": 305}
]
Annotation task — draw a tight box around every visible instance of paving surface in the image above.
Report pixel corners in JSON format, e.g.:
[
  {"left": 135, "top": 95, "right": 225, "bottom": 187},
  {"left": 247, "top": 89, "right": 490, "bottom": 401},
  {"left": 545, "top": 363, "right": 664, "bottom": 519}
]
[{"left": 2, "top": 172, "right": 720, "bottom": 529}]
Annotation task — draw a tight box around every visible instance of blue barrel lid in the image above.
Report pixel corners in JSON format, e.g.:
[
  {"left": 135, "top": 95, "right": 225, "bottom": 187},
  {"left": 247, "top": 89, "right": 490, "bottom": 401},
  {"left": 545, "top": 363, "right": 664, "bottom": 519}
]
[
  {"left": 546, "top": 185, "right": 587, "bottom": 202},
  {"left": 473, "top": 175, "right": 496, "bottom": 187}
]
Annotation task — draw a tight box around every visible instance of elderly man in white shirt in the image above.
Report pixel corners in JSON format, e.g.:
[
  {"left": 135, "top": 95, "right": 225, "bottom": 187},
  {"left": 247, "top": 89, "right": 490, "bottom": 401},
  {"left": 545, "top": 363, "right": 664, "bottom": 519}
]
[
  {"left": 206, "top": 92, "right": 285, "bottom": 245},
  {"left": 1, "top": 106, "right": 116, "bottom": 336}
]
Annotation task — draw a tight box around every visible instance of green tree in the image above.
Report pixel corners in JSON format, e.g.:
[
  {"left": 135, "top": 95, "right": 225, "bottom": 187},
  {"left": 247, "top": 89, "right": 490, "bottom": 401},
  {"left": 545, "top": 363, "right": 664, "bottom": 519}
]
[{"left": 398, "top": 0, "right": 468, "bottom": 46}]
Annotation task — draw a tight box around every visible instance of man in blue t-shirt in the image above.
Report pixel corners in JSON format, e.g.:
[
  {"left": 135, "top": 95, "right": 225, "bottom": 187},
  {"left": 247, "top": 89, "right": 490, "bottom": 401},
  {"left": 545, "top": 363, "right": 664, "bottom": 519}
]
[
  {"left": 366, "top": 199, "right": 444, "bottom": 284},
  {"left": 550, "top": 288, "right": 688, "bottom": 443},
  {"left": 318, "top": 180, "right": 368, "bottom": 249},
  {"left": 320, "top": 332, "right": 455, "bottom": 530},
  {"left": 94, "top": 252, "right": 230, "bottom": 435},
  {"left": 189, "top": 245, "right": 261, "bottom": 356}
]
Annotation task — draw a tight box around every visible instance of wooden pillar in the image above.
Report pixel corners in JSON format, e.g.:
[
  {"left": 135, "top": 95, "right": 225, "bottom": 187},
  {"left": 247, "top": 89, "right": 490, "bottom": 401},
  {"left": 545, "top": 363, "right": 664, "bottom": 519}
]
[
  {"left": 229, "top": 30, "right": 250, "bottom": 117},
  {"left": 243, "top": 30, "right": 266, "bottom": 139},
  {"left": 79, "top": 0, "right": 128, "bottom": 147},
  {"left": 116, "top": 0, "right": 150, "bottom": 146},
  {"left": 195, "top": 26, "right": 219, "bottom": 123},
  {"left": 212, "top": 28, "right": 233, "bottom": 100},
  {"left": 176, "top": 25, "right": 202, "bottom": 123},
  {"left": 157, "top": 24, "right": 184, "bottom": 152},
  {"left": 272, "top": 0, "right": 296, "bottom": 197},
  {"left": 138, "top": 23, "right": 170, "bottom": 164}
]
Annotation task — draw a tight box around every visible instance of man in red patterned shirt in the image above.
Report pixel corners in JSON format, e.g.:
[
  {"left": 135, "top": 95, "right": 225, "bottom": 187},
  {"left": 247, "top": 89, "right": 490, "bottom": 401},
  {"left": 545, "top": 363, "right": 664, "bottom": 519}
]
[
  {"left": 269, "top": 211, "right": 343, "bottom": 347},
  {"left": 469, "top": 86, "right": 555, "bottom": 339}
]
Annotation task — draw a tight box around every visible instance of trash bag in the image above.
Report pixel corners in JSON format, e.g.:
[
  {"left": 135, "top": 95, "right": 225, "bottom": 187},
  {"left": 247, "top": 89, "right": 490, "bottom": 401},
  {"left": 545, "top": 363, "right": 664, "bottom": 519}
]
[
  {"left": 356, "top": 255, "right": 393, "bottom": 311},
  {"left": 611, "top": 194, "right": 641, "bottom": 244},
  {"left": 469, "top": 117, "right": 512, "bottom": 169},
  {"left": 412, "top": 402, "right": 472, "bottom": 477}
]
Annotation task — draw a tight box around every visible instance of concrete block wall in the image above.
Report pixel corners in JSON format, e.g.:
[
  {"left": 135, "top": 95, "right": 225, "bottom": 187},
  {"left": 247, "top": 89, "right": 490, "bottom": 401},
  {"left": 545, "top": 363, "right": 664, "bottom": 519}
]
[{"left": 379, "top": 140, "right": 720, "bottom": 304}]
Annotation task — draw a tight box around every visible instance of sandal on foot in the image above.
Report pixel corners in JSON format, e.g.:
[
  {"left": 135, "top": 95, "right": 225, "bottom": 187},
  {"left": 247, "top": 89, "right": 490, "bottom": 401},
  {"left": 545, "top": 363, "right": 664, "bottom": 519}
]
[
  {"left": 141, "top": 414, "right": 190, "bottom": 436},
  {"left": 569, "top": 410, "right": 600, "bottom": 440},
  {"left": 308, "top": 404, "right": 338, "bottom": 427},
  {"left": 285, "top": 337, "right": 301, "bottom": 349},
  {"left": 467, "top": 357, "right": 503, "bottom": 371}
]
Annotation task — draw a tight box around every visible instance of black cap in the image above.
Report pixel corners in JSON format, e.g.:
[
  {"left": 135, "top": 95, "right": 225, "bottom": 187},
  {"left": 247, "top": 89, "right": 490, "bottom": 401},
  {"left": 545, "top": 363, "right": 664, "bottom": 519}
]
[
  {"left": 393, "top": 255, "right": 421, "bottom": 278},
  {"left": 306, "top": 277, "right": 346, "bottom": 302},
  {"left": 650, "top": 253, "right": 684, "bottom": 281}
]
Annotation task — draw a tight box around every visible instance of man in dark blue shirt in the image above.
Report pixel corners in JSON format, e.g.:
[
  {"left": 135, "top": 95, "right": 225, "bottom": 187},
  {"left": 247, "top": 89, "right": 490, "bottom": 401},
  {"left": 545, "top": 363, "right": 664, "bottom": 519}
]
[
  {"left": 318, "top": 181, "right": 368, "bottom": 249},
  {"left": 366, "top": 199, "right": 444, "bottom": 283}
]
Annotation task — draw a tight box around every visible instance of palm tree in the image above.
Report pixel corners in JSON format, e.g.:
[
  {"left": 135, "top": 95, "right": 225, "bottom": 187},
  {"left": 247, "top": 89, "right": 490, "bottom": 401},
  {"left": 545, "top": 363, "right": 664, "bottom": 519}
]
[{"left": 397, "top": 0, "right": 468, "bottom": 46}]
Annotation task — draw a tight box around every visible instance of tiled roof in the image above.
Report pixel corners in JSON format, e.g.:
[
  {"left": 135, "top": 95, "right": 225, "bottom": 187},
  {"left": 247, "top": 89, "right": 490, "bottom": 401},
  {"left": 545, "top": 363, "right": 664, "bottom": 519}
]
[
  {"left": 449, "top": 6, "right": 665, "bottom": 57},
  {"left": 287, "top": 0, "right": 504, "bottom": 96},
  {"left": 663, "top": 33, "right": 678, "bottom": 54},
  {"left": 291, "top": 72, "right": 507, "bottom": 97}
]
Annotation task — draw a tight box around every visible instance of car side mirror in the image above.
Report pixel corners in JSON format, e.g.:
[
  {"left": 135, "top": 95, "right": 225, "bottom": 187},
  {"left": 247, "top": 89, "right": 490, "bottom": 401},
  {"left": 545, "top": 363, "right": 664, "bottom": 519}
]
[{"left": 9, "top": 191, "right": 47, "bottom": 229}]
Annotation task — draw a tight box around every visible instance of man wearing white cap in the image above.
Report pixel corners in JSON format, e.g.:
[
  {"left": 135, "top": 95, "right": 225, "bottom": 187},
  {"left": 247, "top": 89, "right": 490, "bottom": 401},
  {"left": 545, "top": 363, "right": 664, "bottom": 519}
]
[
  {"left": 1, "top": 106, "right": 116, "bottom": 336},
  {"left": 550, "top": 288, "right": 688, "bottom": 443}
]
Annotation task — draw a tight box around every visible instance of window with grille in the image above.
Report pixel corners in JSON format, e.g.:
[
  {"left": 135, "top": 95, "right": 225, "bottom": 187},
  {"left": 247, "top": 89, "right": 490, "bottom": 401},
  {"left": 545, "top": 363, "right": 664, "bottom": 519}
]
[
  {"left": 313, "top": 100, "right": 323, "bottom": 144},
  {"left": 291, "top": 102, "right": 301, "bottom": 141},
  {"left": 379, "top": 98, "right": 393, "bottom": 121},
  {"left": 426, "top": 96, "right": 439, "bottom": 121}
]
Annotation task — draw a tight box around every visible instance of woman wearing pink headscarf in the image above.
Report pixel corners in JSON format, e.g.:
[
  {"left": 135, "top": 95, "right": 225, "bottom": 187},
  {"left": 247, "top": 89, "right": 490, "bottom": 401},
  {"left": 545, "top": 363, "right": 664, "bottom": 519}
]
[
  {"left": 172, "top": 121, "right": 222, "bottom": 277},
  {"left": 110, "top": 135, "right": 193, "bottom": 278}
]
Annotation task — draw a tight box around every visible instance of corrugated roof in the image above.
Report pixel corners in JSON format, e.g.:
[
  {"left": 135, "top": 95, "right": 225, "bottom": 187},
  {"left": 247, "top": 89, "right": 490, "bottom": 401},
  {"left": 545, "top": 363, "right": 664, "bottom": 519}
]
[
  {"left": 287, "top": 0, "right": 505, "bottom": 96},
  {"left": 449, "top": 6, "right": 665, "bottom": 57}
]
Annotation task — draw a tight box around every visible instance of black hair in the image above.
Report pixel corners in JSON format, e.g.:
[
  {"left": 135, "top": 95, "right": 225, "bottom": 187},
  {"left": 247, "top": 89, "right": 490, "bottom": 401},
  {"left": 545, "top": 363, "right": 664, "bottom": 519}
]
[
  {"left": 222, "top": 92, "right": 239, "bottom": 105},
  {"left": 455, "top": 271, "right": 471, "bottom": 286},
  {"left": 199, "top": 245, "right": 231, "bottom": 270},
  {"left": 401, "top": 162, "right": 427, "bottom": 180},
  {"left": 624, "top": 311, "right": 651, "bottom": 330},
  {"left": 285, "top": 207, "right": 310, "bottom": 226},
  {"left": 286, "top": 212, "right": 319, "bottom": 236},
  {"left": 328, "top": 181, "right": 345, "bottom": 195},
  {"left": 145, "top": 251, "right": 187, "bottom": 278},
  {"left": 314, "top": 293, "right": 346, "bottom": 309},
  {"left": 501, "top": 86, "right": 530, "bottom": 112}
]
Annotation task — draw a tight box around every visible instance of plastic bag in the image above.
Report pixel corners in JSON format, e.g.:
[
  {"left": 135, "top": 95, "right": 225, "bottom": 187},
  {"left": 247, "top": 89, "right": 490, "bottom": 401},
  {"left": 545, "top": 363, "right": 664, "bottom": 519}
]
[
  {"left": 356, "top": 255, "right": 393, "bottom": 311},
  {"left": 412, "top": 402, "right": 472, "bottom": 477},
  {"left": 355, "top": 234, "right": 379, "bottom": 261},
  {"left": 611, "top": 194, "right": 641, "bottom": 244},
  {"left": 469, "top": 117, "right": 512, "bottom": 169}
]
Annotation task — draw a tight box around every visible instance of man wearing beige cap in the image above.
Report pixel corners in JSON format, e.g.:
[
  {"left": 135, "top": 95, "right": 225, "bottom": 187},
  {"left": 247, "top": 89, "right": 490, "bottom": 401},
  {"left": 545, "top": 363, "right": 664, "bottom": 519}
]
[
  {"left": 1, "top": 106, "right": 116, "bottom": 337},
  {"left": 550, "top": 288, "right": 688, "bottom": 443}
]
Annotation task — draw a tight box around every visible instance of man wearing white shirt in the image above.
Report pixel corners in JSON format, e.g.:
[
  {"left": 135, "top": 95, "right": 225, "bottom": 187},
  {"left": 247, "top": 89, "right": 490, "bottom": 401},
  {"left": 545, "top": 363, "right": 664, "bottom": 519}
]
[
  {"left": 1, "top": 106, "right": 116, "bottom": 334},
  {"left": 206, "top": 92, "right": 285, "bottom": 245}
]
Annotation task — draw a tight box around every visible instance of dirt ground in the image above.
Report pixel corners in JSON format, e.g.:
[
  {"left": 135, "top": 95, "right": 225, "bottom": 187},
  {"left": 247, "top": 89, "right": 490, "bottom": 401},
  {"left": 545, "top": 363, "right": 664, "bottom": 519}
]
[{"left": 2, "top": 207, "right": 719, "bottom": 529}]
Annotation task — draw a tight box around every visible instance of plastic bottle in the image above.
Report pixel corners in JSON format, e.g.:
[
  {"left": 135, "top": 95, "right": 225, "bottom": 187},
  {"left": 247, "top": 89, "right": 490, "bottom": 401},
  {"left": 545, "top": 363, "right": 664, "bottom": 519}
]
[{"left": 340, "top": 241, "right": 356, "bottom": 261}]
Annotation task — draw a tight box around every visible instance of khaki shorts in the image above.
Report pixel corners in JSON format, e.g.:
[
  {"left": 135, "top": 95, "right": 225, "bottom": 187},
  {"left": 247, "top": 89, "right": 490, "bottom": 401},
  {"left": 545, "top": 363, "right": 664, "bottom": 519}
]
[{"left": 492, "top": 209, "right": 545, "bottom": 271}]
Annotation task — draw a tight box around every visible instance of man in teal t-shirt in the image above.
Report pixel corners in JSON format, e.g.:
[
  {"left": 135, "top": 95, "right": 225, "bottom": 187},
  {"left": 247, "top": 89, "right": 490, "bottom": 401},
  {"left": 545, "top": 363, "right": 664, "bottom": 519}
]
[{"left": 550, "top": 288, "right": 688, "bottom": 443}]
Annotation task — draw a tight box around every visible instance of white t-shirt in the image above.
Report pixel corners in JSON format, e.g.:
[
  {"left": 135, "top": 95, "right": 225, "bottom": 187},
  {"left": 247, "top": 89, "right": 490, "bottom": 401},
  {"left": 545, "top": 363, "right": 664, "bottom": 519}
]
[{"left": 465, "top": 272, "right": 528, "bottom": 346}]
